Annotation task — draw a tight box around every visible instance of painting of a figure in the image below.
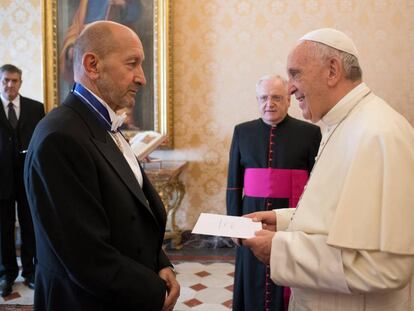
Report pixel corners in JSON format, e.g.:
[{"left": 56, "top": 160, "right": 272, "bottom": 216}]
[{"left": 58, "top": 0, "right": 154, "bottom": 131}]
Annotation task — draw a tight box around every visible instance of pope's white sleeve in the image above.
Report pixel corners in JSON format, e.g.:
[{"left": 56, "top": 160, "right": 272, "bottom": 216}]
[
  {"left": 270, "top": 231, "right": 414, "bottom": 294},
  {"left": 270, "top": 231, "right": 351, "bottom": 293},
  {"left": 274, "top": 208, "right": 295, "bottom": 231},
  {"left": 342, "top": 249, "right": 414, "bottom": 293}
]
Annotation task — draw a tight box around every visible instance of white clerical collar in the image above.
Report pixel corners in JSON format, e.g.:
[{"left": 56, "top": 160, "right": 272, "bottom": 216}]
[
  {"left": 321, "top": 82, "right": 370, "bottom": 126},
  {"left": 81, "top": 85, "right": 126, "bottom": 132}
]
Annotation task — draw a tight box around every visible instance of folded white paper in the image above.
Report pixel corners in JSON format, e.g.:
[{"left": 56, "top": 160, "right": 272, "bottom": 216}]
[{"left": 192, "top": 213, "right": 262, "bottom": 239}]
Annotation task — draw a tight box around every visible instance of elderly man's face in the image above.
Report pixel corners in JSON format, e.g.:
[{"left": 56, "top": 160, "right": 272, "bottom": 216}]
[
  {"left": 96, "top": 29, "right": 146, "bottom": 112},
  {"left": 0, "top": 71, "right": 22, "bottom": 101},
  {"left": 287, "top": 42, "right": 328, "bottom": 123},
  {"left": 256, "top": 79, "right": 290, "bottom": 126}
]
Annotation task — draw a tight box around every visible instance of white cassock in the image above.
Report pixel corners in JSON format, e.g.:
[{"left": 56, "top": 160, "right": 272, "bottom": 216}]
[{"left": 270, "top": 83, "right": 414, "bottom": 310}]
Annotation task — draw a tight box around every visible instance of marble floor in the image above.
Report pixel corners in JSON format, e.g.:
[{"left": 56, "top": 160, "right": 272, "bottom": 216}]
[
  {"left": 0, "top": 274, "right": 34, "bottom": 306},
  {"left": 174, "top": 261, "right": 234, "bottom": 310},
  {"left": 0, "top": 243, "right": 236, "bottom": 311},
  {"left": 0, "top": 261, "right": 236, "bottom": 311},
  {"left": 168, "top": 233, "right": 236, "bottom": 310}
]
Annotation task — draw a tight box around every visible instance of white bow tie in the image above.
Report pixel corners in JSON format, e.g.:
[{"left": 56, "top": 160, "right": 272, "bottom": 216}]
[{"left": 111, "top": 112, "right": 127, "bottom": 132}]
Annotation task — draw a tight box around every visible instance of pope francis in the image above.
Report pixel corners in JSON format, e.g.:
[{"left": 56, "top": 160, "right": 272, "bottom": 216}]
[{"left": 243, "top": 28, "right": 414, "bottom": 311}]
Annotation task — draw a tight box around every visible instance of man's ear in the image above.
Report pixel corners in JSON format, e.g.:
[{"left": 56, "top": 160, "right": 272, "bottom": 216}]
[
  {"left": 82, "top": 52, "right": 100, "bottom": 80},
  {"left": 327, "top": 57, "right": 342, "bottom": 87}
]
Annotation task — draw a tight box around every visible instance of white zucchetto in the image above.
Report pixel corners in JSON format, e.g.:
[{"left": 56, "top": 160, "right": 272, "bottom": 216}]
[{"left": 300, "top": 28, "right": 359, "bottom": 58}]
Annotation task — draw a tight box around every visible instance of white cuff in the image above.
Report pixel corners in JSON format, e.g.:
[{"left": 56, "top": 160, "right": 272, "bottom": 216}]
[
  {"left": 274, "top": 208, "right": 295, "bottom": 231},
  {"left": 270, "top": 231, "right": 351, "bottom": 294}
]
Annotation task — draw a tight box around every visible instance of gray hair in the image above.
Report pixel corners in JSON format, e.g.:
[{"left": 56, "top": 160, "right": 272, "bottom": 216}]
[
  {"left": 307, "top": 41, "right": 362, "bottom": 81},
  {"left": 256, "top": 74, "right": 288, "bottom": 94},
  {"left": 0, "top": 64, "right": 22, "bottom": 79}
]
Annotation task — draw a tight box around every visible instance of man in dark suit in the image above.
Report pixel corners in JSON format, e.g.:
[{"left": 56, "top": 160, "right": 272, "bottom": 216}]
[
  {"left": 24, "top": 21, "right": 179, "bottom": 311},
  {"left": 0, "top": 64, "right": 45, "bottom": 297}
]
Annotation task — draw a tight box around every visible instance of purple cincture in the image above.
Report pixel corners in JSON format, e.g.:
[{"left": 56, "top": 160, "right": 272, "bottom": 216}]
[{"left": 244, "top": 168, "right": 309, "bottom": 207}]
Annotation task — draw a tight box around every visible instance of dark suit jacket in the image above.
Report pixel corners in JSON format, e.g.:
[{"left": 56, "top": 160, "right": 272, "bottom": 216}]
[
  {"left": 0, "top": 96, "right": 44, "bottom": 199},
  {"left": 24, "top": 93, "right": 171, "bottom": 311}
]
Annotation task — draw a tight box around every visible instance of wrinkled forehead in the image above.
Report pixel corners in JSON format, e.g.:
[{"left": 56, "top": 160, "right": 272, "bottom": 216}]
[
  {"left": 288, "top": 42, "right": 310, "bottom": 63},
  {"left": 287, "top": 41, "right": 320, "bottom": 74}
]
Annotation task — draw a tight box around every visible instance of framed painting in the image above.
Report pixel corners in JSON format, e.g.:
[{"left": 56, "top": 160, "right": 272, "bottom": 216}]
[{"left": 42, "top": 0, "right": 174, "bottom": 147}]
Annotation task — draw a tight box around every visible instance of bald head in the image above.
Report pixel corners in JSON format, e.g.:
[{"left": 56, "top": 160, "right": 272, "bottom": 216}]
[
  {"left": 73, "top": 21, "right": 138, "bottom": 80},
  {"left": 71, "top": 21, "right": 146, "bottom": 111}
]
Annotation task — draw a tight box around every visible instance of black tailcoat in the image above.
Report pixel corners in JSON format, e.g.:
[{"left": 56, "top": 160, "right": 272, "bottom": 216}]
[
  {"left": 0, "top": 96, "right": 44, "bottom": 280},
  {"left": 227, "top": 116, "right": 321, "bottom": 311},
  {"left": 24, "top": 94, "right": 171, "bottom": 311}
]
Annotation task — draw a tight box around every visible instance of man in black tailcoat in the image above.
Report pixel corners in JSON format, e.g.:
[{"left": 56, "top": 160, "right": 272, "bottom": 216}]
[
  {"left": 0, "top": 64, "right": 44, "bottom": 296},
  {"left": 24, "top": 21, "right": 179, "bottom": 311}
]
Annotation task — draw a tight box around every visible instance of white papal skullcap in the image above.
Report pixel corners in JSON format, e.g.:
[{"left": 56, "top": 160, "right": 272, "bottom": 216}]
[{"left": 300, "top": 28, "right": 359, "bottom": 58}]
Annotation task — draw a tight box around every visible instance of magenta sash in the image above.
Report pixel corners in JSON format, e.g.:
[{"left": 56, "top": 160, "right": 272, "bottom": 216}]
[{"left": 244, "top": 168, "right": 309, "bottom": 207}]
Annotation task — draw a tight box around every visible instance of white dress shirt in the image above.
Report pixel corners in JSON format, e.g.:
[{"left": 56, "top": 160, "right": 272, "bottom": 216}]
[
  {"left": 1, "top": 94, "right": 21, "bottom": 120},
  {"left": 82, "top": 87, "right": 143, "bottom": 188}
]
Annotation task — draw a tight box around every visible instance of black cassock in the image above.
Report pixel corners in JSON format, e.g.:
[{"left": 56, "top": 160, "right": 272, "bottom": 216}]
[{"left": 227, "top": 116, "right": 321, "bottom": 311}]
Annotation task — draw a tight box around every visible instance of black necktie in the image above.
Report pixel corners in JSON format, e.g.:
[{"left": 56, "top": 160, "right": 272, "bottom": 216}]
[{"left": 8, "top": 102, "right": 18, "bottom": 129}]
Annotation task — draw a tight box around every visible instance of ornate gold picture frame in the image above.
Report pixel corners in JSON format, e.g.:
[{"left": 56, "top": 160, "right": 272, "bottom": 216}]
[{"left": 42, "top": 0, "right": 174, "bottom": 147}]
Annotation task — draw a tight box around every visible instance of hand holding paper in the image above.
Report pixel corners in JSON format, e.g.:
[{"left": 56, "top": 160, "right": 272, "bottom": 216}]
[
  {"left": 243, "top": 210, "right": 277, "bottom": 231},
  {"left": 192, "top": 213, "right": 262, "bottom": 239},
  {"left": 243, "top": 230, "right": 275, "bottom": 264}
]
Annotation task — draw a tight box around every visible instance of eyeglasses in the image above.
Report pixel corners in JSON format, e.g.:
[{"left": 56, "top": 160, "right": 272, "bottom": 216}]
[{"left": 257, "top": 95, "right": 285, "bottom": 103}]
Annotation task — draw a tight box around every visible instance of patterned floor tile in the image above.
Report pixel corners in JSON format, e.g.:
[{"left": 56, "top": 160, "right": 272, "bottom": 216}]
[
  {"left": 222, "top": 299, "right": 233, "bottom": 308},
  {"left": 3, "top": 293, "right": 21, "bottom": 302},
  {"left": 178, "top": 286, "right": 197, "bottom": 302},
  {"left": 176, "top": 262, "right": 234, "bottom": 310},
  {"left": 174, "top": 302, "right": 192, "bottom": 311},
  {"left": 197, "top": 274, "right": 233, "bottom": 288},
  {"left": 195, "top": 287, "right": 233, "bottom": 304},
  {"left": 190, "top": 283, "right": 207, "bottom": 291},
  {"left": 0, "top": 262, "right": 235, "bottom": 311},
  {"left": 201, "top": 262, "right": 234, "bottom": 273},
  {"left": 183, "top": 298, "right": 203, "bottom": 307},
  {"left": 191, "top": 303, "right": 231, "bottom": 311},
  {"left": 0, "top": 275, "right": 34, "bottom": 305},
  {"left": 194, "top": 271, "right": 211, "bottom": 278},
  {"left": 175, "top": 262, "right": 208, "bottom": 273},
  {"left": 176, "top": 273, "right": 204, "bottom": 287}
]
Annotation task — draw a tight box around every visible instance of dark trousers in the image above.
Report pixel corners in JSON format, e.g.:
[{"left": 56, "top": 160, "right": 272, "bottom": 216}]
[
  {"left": 232, "top": 246, "right": 285, "bottom": 311},
  {"left": 0, "top": 170, "right": 36, "bottom": 281}
]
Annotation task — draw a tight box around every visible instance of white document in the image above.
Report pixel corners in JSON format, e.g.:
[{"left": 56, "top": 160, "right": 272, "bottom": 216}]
[{"left": 192, "top": 213, "right": 262, "bottom": 239}]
